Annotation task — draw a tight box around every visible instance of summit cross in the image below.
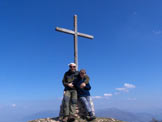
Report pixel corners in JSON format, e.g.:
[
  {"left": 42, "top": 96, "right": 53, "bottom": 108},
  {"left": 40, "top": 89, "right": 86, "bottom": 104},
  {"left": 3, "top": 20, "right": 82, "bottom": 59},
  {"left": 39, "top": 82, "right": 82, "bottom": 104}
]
[{"left": 55, "top": 15, "right": 94, "bottom": 70}]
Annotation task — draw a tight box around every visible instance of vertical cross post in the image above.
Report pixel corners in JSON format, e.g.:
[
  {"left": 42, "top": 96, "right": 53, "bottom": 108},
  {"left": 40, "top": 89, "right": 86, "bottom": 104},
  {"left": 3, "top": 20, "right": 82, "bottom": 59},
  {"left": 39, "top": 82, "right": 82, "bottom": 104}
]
[
  {"left": 55, "top": 15, "right": 94, "bottom": 70},
  {"left": 74, "top": 15, "right": 78, "bottom": 70}
]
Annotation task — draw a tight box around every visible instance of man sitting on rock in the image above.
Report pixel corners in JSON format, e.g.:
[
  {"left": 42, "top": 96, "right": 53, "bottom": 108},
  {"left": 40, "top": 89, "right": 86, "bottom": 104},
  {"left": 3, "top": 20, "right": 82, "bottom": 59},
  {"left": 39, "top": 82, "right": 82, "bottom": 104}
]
[{"left": 74, "top": 69, "right": 96, "bottom": 121}]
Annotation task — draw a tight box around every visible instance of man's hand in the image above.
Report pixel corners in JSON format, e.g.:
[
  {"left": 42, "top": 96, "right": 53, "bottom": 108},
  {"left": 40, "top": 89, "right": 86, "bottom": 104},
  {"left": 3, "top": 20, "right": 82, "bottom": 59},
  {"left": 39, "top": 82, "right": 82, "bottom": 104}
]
[
  {"left": 68, "top": 83, "right": 74, "bottom": 88},
  {"left": 80, "top": 83, "right": 86, "bottom": 88}
]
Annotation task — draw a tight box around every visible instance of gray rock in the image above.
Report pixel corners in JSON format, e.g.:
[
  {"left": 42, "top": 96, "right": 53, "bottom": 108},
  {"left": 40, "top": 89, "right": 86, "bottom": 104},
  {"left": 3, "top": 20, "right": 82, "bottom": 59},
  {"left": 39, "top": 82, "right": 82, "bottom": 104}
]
[{"left": 28, "top": 117, "right": 125, "bottom": 122}]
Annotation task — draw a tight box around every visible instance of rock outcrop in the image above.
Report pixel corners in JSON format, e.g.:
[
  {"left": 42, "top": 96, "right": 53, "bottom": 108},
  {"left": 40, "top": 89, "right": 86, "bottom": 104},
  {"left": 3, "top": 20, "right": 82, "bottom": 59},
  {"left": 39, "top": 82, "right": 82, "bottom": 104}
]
[
  {"left": 28, "top": 117, "right": 125, "bottom": 122},
  {"left": 28, "top": 99, "right": 125, "bottom": 122}
]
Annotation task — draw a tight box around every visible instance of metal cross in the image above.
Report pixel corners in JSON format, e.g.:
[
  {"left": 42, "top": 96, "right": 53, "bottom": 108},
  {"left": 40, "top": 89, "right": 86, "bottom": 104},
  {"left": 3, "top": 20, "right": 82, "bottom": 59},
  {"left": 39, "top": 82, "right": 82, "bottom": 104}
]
[{"left": 55, "top": 15, "right": 94, "bottom": 70}]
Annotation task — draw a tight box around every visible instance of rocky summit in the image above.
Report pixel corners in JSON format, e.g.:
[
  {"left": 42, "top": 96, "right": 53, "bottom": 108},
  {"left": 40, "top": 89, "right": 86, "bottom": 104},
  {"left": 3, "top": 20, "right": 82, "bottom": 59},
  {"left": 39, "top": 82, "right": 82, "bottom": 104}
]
[{"left": 28, "top": 117, "right": 125, "bottom": 122}]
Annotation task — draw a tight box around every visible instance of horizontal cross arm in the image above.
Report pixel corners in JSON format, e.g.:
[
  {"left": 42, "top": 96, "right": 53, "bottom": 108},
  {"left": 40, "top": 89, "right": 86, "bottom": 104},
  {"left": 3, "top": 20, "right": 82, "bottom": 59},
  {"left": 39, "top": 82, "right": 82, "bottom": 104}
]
[
  {"left": 55, "top": 27, "right": 75, "bottom": 35},
  {"left": 77, "top": 32, "right": 94, "bottom": 39}
]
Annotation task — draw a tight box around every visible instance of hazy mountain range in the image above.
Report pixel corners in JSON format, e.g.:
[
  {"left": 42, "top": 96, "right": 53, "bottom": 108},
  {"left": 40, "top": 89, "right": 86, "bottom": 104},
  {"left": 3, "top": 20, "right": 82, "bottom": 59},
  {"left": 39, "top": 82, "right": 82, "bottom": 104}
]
[
  {"left": 95, "top": 108, "right": 153, "bottom": 122},
  {"left": 23, "top": 108, "right": 162, "bottom": 122}
]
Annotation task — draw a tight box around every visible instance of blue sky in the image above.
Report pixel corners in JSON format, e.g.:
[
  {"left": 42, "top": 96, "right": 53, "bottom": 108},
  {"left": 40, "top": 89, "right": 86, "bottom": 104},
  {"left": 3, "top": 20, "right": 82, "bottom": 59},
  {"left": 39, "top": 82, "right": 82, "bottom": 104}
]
[{"left": 0, "top": 0, "right": 162, "bottom": 121}]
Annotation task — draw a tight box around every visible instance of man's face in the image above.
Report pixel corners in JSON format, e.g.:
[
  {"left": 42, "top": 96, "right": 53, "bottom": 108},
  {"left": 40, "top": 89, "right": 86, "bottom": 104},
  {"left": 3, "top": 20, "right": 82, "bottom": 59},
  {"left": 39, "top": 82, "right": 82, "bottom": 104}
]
[{"left": 69, "top": 65, "right": 76, "bottom": 72}]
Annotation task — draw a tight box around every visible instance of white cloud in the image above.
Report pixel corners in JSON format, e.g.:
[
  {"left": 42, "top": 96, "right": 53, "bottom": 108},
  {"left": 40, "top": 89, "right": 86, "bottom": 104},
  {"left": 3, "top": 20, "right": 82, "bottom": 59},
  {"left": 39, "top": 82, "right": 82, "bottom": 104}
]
[
  {"left": 92, "top": 93, "right": 112, "bottom": 99},
  {"left": 92, "top": 96, "right": 102, "bottom": 99},
  {"left": 92, "top": 83, "right": 136, "bottom": 99},
  {"left": 124, "top": 83, "right": 136, "bottom": 89},
  {"left": 115, "top": 88, "right": 128, "bottom": 92},
  {"left": 11, "top": 104, "right": 16, "bottom": 108},
  {"left": 115, "top": 83, "right": 136, "bottom": 93},
  {"left": 104, "top": 93, "right": 112, "bottom": 97}
]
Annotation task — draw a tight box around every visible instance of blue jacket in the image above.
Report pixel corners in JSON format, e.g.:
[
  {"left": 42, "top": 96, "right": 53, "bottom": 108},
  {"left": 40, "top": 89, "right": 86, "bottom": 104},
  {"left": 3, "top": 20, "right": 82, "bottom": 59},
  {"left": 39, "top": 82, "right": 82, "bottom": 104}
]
[{"left": 74, "top": 78, "right": 91, "bottom": 97}]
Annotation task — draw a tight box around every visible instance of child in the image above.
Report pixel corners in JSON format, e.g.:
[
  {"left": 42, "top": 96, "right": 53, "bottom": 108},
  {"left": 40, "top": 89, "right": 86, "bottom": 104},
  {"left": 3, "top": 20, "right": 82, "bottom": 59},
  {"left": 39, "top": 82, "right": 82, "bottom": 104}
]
[{"left": 75, "top": 69, "right": 96, "bottom": 120}]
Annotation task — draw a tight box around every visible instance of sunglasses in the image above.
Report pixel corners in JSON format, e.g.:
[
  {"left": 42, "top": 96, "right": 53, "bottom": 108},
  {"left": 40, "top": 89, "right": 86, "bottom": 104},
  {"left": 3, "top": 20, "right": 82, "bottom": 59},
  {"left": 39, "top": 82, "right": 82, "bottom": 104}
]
[{"left": 70, "top": 66, "right": 76, "bottom": 68}]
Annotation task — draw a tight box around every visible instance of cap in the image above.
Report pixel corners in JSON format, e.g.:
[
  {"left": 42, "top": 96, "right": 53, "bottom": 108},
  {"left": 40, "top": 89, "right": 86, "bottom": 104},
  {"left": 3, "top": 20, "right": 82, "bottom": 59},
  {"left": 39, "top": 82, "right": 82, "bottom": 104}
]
[{"left": 68, "top": 63, "right": 76, "bottom": 66}]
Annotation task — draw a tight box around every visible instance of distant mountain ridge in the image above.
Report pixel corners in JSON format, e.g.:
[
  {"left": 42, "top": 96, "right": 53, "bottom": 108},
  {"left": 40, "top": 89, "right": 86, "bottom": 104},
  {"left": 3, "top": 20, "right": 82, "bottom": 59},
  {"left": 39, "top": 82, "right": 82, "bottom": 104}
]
[
  {"left": 22, "top": 110, "right": 58, "bottom": 122},
  {"left": 24, "top": 108, "right": 159, "bottom": 122},
  {"left": 95, "top": 108, "right": 153, "bottom": 122}
]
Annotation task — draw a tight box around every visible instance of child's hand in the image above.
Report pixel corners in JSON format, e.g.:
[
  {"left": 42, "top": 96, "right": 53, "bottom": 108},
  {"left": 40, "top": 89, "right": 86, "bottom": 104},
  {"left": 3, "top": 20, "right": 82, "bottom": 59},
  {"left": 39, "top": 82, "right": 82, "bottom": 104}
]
[{"left": 80, "top": 83, "right": 86, "bottom": 88}]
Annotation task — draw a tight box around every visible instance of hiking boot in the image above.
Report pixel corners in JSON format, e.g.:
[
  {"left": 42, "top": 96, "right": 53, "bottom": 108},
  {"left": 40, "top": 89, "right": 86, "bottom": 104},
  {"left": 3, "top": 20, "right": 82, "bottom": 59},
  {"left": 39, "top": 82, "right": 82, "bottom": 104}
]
[
  {"left": 88, "top": 112, "right": 96, "bottom": 121},
  {"left": 68, "top": 115, "right": 76, "bottom": 122}
]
